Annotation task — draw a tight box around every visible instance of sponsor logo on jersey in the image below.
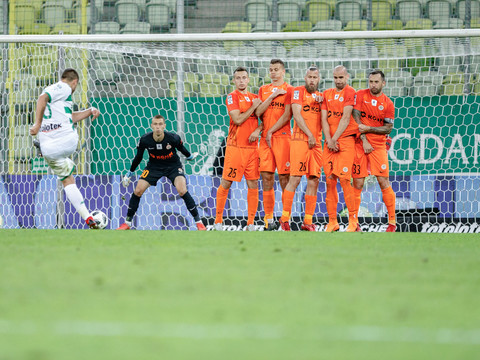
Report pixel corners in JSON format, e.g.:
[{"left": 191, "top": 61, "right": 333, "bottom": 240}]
[
  {"left": 293, "top": 90, "right": 300, "bottom": 100},
  {"left": 227, "top": 95, "right": 233, "bottom": 105},
  {"left": 40, "top": 123, "right": 63, "bottom": 132},
  {"left": 343, "top": 167, "right": 348, "bottom": 173},
  {"left": 372, "top": 99, "right": 377, "bottom": 107},
  {"left": 166, "top": 144, "right": 172, "bottom": 149},
  {"left": 245, "top": 96, "right": 250, "bottom": 102},
  {"left": 157, "top": 144, "right": 162, "bottom": 149},
  {"left": 339, "top": 97, "right": 344, "bottom": 102},
  {"left": 334, "top": 94, "right": 339, "bottom": 100}
]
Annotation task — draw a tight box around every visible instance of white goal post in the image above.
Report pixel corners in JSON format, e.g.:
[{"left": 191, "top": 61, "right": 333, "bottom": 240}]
[{"left": 1, "top": 29, "right": 480, "bottom": 232}]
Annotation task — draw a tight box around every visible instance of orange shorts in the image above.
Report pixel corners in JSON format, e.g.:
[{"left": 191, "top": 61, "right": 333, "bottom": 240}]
[
  {"left": 352, "top": 141, "right": 389, "bottom": 178},
  {"left": 259, "top": 136, "right": 290, "bottom": 174},
  {"left": 323, "top": 135, "right": 356, "bottom": 179},
  {"left": 290, "top": 140, "right": 323, "bottom": 177},
  {"left": 223, "top": 145, "right": 259, "bottom": 182}
]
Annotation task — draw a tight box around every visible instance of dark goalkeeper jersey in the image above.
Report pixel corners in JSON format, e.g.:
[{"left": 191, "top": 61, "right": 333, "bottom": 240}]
[{"left": 129, "top": 131, "right": 191, "bottom": 171}]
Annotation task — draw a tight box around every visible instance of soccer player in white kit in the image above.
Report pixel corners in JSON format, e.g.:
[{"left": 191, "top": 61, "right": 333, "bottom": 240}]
[{"left": 30, "top": 68, "right": 101, "bottom": 229}]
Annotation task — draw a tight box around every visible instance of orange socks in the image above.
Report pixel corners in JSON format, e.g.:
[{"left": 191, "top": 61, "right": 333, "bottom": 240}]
[
  {"left": 381, "top": 186, "right": 396, "bottom": 225},
  {"left": 340, "top": 178, "right": 356, "bottom": 223},
  {"left": 247, "top": 188, "right": 259, "bottom": 225},
  {"left": 281, "top": 190, "right": 294, "bottom": 222},
  {"left": 263, "top": 188, "right": 275, "bottom": 220},
  {"left": 325, "top": 178, "right": 338, "bottom": 222},
  {"left": 215, "top": 185, "right": 229, "bottom": 224},
  {"left": 353, "top": 187, "right": 363, "bottom": 221},
  {"left": 304, "top": 194, "right": 317, "bottom": 225}
]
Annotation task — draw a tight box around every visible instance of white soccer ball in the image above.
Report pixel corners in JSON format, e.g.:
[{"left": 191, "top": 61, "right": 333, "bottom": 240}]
[{"left": 91, "top": 210, "right": 108, "bottom": 229}]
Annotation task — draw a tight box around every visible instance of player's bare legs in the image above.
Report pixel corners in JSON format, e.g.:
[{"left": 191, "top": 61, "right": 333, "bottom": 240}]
[
  {"left": 278, "top": 174, "right": 289, "bottom": 192},
  {"left": 352, "top": 177, "right": 365, "bottom": 232},
  {"left": 174, "top": 176, "right": 206, "bottom": 231}
]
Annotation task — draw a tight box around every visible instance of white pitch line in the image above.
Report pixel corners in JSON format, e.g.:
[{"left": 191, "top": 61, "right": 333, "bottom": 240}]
[{"left": 0, "top": 320, "right": 479, "bottom": 345}]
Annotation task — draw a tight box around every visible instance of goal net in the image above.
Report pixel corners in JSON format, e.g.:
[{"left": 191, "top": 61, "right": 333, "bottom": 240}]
[{"left": 1, "top": 30, "right": 480, "bottom": 232}]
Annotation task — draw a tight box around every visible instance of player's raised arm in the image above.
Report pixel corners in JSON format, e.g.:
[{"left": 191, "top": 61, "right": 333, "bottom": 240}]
[
  {"left": 72, "top": 107, "right": 100, "bottom": 123},
  {"left": 230, "top": 98, "right": 262, "bottom": 126},
  {"left": 30, "top": 93, "right": 49, "bottom": 136}
]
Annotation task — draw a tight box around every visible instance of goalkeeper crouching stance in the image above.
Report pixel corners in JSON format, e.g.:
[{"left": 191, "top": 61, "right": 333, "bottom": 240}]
[{"left": 117, "top": 114, "right": 206, "bottom": 230}]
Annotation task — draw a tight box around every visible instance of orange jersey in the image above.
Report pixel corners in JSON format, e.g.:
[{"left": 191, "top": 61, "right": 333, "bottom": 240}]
[
  {"left": 258, "top": 82, "right": 293, "bottom": 138},
  {"left": 291, "top": 86, "right": 323, "bottom": 142},
  {"left": 226, "top": 90, "right": 259, "bottom": 148},
  {"left": 354, "top": 89, "right": 395, "bottom": 147},
  {"left": 321, "top": 85, "right": 358, "bottom": 138}
]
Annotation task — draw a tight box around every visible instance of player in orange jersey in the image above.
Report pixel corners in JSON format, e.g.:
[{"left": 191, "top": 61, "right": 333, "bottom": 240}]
[
  {"left": 256, "top": 59, "right": 294, "bottom": 230},
  {"left": 214, "top": 67, "right": 263, "bottom": 231},
  {"left": 321, "top": 65, "right": 359, "bottom": 232},
  {"left": 352, "top": 70, "right": 397, "bottom": 232},
  {"left": 279, "top": 66, "right": 323, "bottom": 231}
]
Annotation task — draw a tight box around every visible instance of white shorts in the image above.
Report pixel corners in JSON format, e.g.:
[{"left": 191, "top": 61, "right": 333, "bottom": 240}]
[{"left": 39, "top": 131, "right": 78, "bottom": 180}]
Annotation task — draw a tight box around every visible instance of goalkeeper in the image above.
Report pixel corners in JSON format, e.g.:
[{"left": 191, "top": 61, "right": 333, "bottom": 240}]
[{"left": 117, "top": 114, "right": 206, "bottom": 230}]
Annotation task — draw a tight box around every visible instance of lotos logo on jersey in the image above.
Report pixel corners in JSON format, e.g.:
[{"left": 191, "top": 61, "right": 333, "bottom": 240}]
[
  {"left": 372, "top": 99, "right": 377, "bottom": 107},
  {"left": 293, "top": 90, "right": 300, "bottom": 100},
  {"left": 227, "top": 95, "right": 233, "bottom": 105}
]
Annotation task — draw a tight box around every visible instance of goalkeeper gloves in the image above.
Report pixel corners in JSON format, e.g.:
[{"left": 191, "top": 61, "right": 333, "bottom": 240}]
[
  {"left": 122, "top": 171, "right": 133, "bottom": 187},
  {"left": 186, "top": 152, "right": 199, "bottom": 161}
]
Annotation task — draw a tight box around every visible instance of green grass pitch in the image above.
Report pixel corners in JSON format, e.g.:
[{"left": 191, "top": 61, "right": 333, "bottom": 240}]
[{"left": 0, "top": 229, "right": 479, "bottom": 360}]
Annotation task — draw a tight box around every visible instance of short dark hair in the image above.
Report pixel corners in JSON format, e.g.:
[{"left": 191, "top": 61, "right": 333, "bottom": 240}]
[
  {"left": 61, "top": 68, "right": 79, "bottom": 81},
  {"left": 234, "top": 66, "right": 248, "bottom": 75},
  {"left": 270, "top": 59, "right": 285, "bottom": 67},
  {"left": 369, "top": 69, "right": 385, "bottom": 81},
  {"left": 152, "top": 114, "right": 165, "bottom": 122}
]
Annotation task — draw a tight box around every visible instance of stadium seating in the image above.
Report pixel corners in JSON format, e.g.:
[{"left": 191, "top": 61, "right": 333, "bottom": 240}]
[
  {"left": 92, "top": 21, "right": 121, "bottom": 34},
  {"left": 374, "top": 19, "right": 403, "bottom": 30},
  {"left": 336, "top": 1, "right": 362, "bottom": 25},
  {"left": 306, "top": 1, "right": 331, "bottom": 24},
  {"left": 19, "top": 23, "right": 51, "bottom": 35},
  {"left": 278, "top": 1, "right": 302, "bottom": 24},
  {"left": 121, "top": 21, "right": 151, "bottom": 33},
  {"left": 115, "top": 0, "right": 141, "bottom": 26},
  {"left": 146, "top": 1, "right": 170, "bottom": 31},
  {"left": 245, "top": 1, "right": 270, "bottom": 25},
  {"left": 413, "top": 70, "right": 443, "bottom": 96},
  {"left": 52, "top": 23, "right": 81, "bottom": 34},
  {"left": 344, "top": 19, "right": 368, "bottom": 30},
  {"left": 396, "top": 0, "right": 423, "bottom": 23},
  {"left": 43, "top": 3, "right": 66, "bottom": 27},
  {"left": 222, "top": 21, "right": 252, "bottom": 33},
  {"left": 251, "top": 21, "right": 281, "bottom": 32},
  {"left": 442, "top": 72, "right": 466, "bottom": 95},
  {"left": 312, "top": 19, "right": 342, "bottom": 31},
  {"left": 433, "top": 18, "right": 463, "bottom": 28},
  {"left": 404, "top": 18, "right": 434, "bottom": 29},
  {"left": 14, "top": 5, "right": 36, "bottom": 29},
  {"left": 457, "top": 0, "right": 480, "bottom": 20},
  {"left": 426, "top": 0, "right": 452, "bottom": 23},
  {"left": 371, "top": 0, "right": 393, "bottom": 23}
]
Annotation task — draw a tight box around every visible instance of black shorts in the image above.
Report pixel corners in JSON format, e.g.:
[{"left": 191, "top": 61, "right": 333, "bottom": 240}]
[{"left": 140, "top": 164, "right": 186, "bottom": 186}]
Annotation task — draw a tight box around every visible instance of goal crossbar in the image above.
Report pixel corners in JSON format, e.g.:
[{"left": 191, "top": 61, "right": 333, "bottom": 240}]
[{"left": 1, "top": 29, "right": 480, "bottom": 43}]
